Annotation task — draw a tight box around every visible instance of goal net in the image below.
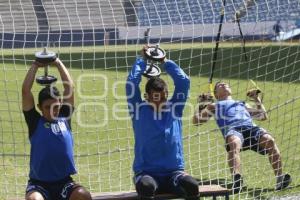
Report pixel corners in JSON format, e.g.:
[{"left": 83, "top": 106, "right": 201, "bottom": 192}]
[{"left": 0, "top": 0, "right": 299, "bottom": 199}]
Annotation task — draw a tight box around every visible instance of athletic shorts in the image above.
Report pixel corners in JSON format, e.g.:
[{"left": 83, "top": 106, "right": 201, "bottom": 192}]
[
  {"left": 225, "top": 126, "right": 268, "bottom": 155},
  {"left": 133, "top": 170, "right": 189, "bottom": 194},
  {"left": 25, "top": 176, "right": 81, "bottom": 200}
]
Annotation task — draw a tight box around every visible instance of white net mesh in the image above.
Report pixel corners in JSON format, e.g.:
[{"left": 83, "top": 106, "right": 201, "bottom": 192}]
[{"left": 0, "top": 0, "right": 300, "bottom": 199}]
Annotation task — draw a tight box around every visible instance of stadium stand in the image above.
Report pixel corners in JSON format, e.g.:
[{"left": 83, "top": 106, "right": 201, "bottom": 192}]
[
  {"left": 43, "top": 0, "right": 125, "bottom": 30},
  {"left": 0, "top": 0, "right": 125, "bottom": 32},
  {"left": 0, "top": 0, "right": 38, "bottom": 32},
  {"left": 137, "top": 0, "right": 300, "bottom": 26},
  {"left": 0, "top": 0, "right": 299, "bottom": 48},
  {"left": 0, "top": 0, "right": 124, "bottom": 48}
]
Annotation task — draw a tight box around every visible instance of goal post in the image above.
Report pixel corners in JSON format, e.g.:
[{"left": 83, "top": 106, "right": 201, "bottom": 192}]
[{"left": 0, "top": 0, "right": 300, "bottom": 199}]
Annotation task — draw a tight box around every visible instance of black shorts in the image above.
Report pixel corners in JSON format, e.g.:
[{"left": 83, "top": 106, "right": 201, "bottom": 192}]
[
  {"left": 25, "top": 176, "right": 81, "bottom": 200},
  {"left": 133, "top": 170, "right": 189, "bottom": 194},
  {"left": 225, "top": 126, "right": 268, "bottom": 155}
]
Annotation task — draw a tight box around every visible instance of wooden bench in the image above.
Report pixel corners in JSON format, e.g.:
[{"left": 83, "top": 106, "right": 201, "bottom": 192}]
[{"left": 92, "top": 185, "right": 230, "bottom": 200}]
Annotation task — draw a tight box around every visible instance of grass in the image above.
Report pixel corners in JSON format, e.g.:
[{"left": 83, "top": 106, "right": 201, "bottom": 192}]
[{"left": 0, "top": 42, "right": 299, "bottom": 200}]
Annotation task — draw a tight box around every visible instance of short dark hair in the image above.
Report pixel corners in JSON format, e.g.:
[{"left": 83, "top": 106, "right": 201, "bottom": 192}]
[
  {"left": 38, "top": 86, "right": 60, "bottom": 105},
  {"left": 145, "top": 77, "right": 167, "bottom": 94}
]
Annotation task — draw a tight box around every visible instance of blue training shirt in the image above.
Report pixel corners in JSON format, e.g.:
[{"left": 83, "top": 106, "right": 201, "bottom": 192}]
[
  {"left": 126, "top": 58, "right": 190, "bottom": 175},
  {"left": 24, "top": 107, "right": 76, "bottom": 182},
  {"left": 215, "top": 99, "right": 254, "bottom": 137}
]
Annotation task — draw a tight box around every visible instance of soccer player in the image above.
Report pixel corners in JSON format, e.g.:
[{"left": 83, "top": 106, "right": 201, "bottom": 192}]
[
  {"left": 192, "top": 81, "right": 291, "bottom": 192},
  {"left": 126, "top": 46, "right": 199, "bottom": 200},
  {"left": 22, "top": 58, "right": 92, "bottom": 200}
]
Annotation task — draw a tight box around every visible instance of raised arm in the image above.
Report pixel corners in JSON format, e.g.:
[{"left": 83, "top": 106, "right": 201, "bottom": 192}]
[
  {"left": 54, "top": 58, "right": 74, "bottom": 107},
  {"left": 164, "top": 59, "right": 190, "bottom": 116},
  {"left": 246, "top": 90, "right": 268, "bottom": 121},
  {"left": 126, "top": 57, "right": 147, "bottom": 116},
  {"left": 22, "top": 61, "right": 43, "bottom": 111}
]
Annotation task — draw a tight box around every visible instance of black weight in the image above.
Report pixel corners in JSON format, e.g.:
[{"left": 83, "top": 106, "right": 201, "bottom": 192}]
[
  {"left": 143, "top": 64, "right": 161, "bottom": 78},
  {"left": 144, "top": 46, "right": 166, "bottom": 62},
  {"left": 35, "top": 50, "right": 57, "bottom": 64},
  {"left": 35, "top": 48, "right": 58, "bottom": 85},
  {"left": 36, "top": 75, "right": 57, "bottom": 85},
  {"left": 35, "top": 56, "right": 57, "bottom": 64}
]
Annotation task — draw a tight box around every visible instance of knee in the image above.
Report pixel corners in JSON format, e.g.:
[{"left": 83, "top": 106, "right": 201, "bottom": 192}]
[
  {"left": 178, "top": 175, "right": 199, "bottom": 198},
  {"left": 26, "top": 191, "right": 44, "bottom": 200},
  {"left": 69, "top": 187, "right": 92, "bottom": 200},
  {"left": 228, "top": 139, "right": 241, "bottom": 153},
  {"left": 267, "top": 137, "right": 275, "bottom": 148},
  {"left": 136, "top": 176, "right": 157, "bottom": 199},
  {"left": 262, "top": 135, "right": 276, "bottom": 150},
  {"left": 227, "top": 136, "right": 241, "bottom": 150}
]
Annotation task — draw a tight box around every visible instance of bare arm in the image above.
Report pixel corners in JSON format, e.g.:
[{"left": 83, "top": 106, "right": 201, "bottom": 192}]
[
  {"left": 54, "top": 58, "right": 74, "bottom": 107},
  {"left": 22, "top": 62, "right": 43, "bottom": 111},
  {"left": 193, "top": 103, "right": 215, "bottom": 125}
]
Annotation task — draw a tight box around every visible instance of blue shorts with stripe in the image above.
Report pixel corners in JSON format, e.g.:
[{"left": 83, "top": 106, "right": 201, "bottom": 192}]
[{"left": 25, "top": 176, "right": 81, "bottom": 200}]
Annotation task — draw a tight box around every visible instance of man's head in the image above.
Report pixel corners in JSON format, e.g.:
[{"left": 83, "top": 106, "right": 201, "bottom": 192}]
[
  {"left": 38, "top": 86, "right": 61, "bottom": 121},
  {"left": 214, "top": 81, "right": 232, "bottom": 100},
  {"left": 145, "top": 77, "right": 168, "bottom": 110}
]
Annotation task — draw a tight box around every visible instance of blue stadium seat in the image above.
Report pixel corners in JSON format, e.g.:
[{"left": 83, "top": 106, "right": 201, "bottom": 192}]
[{"left": 137, "top": 0, "right": 300, "bottom": 26}]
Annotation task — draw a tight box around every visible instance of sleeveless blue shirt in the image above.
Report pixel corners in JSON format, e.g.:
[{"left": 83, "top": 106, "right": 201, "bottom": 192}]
[
  {"left": 215, "top": 99, "right": 254, "bottom": 137},
  {"left": 29, "top": 117, "right": 76, "bottom": 182}
]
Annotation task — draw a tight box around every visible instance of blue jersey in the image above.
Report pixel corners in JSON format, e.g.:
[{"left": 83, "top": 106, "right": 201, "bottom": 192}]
[
  {"left": 215, "top": 99, "right": 254, "bottom": 137},
  {"left": 126, "top": 58, "right": 190, "bottom": 175},
  {"left": 24, "top": 107, "right": 76, "bottom": 182}
]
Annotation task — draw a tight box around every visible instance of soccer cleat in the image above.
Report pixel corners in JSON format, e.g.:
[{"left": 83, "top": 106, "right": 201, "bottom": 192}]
[
  {"left": 276, "top": 174, "right": 292, "bottom": 190},
  {"left": 232, "top": 174, "right": 243, "bottom": 193}
]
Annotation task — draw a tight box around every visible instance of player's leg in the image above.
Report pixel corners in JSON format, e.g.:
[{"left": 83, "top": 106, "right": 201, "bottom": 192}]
[
  {"left": 134, "top": 173, "right": 158, "bottom": 200},
  {"left": 169, "top": 171, "right": 199, "bottom": 200},
  {"left": 25, "top": 180, "right": 48, "bottom": 200},
  {"left": 225, "top": 133, "right": 243, "bottom": 192},
  {"left": 25, "top": 191, "right": 45, "bottom": 200},
  {"left": 68, "top": 185, "right": 92, "bottom": 200},
  {"left": 258, "top": 133, "right": 282, "bottom": 176},
  {"left": 258, "top": 132, "right": 291, "bottom": 190},
  {"left": 56, "top": 178, "right": 91, "bottom": 200},
  {"left": 226, "top": 134, "right": 242, "bottom": 176}
]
